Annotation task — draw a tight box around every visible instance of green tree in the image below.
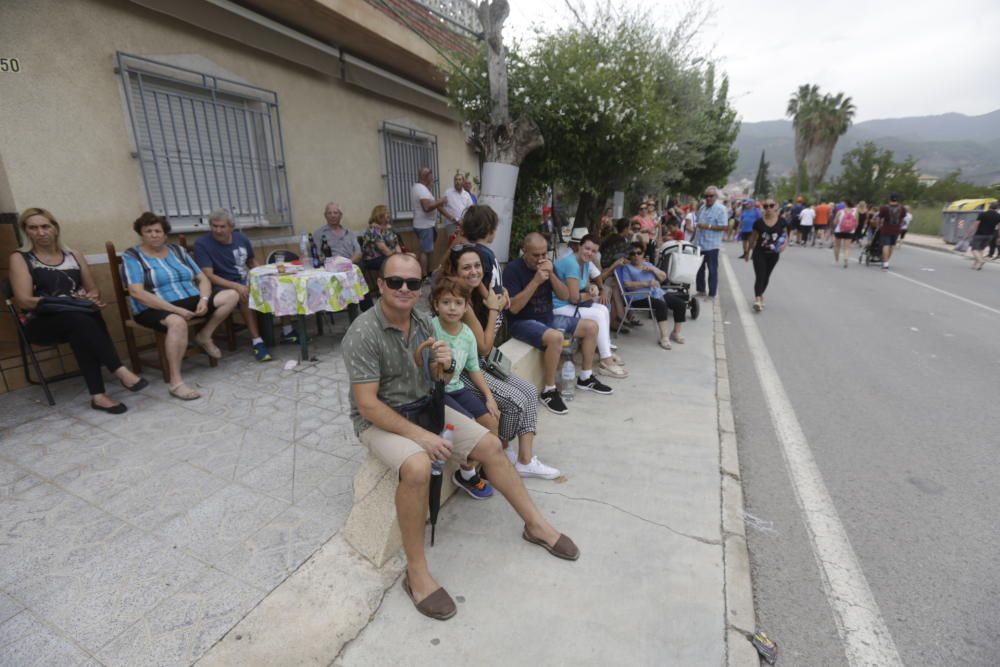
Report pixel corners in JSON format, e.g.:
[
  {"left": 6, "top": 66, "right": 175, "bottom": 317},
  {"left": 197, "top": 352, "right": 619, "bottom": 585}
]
[
  {"left": 832, "top": 142, "right": 921, "bottom": 204},
  {"left": 447, "top": 5, "right": 739, "bottom": 240},
  {"left": 752, "top": 150, "right": 771, "bottom": 197},
  {"left": 787, "top": 85, "right": 856, "bottom": 196},
  {"left": 922, "top": 170, "right": 991, "bottom": 203}
]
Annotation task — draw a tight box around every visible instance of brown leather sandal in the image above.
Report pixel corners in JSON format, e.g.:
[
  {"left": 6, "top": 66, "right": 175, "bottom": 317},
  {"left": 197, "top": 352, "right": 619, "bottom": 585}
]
[
  {"left": 522, "top": 528, "right": 580, "bottom": 561},
  {"left": 402, "top": 575, "right": 457, "bottom": 621}
]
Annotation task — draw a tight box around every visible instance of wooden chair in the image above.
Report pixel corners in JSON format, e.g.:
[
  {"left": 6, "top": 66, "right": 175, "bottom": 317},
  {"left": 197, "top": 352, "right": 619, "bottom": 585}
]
[
  {"left": 177, "top": 234, "right": 239, "bottom": 351},
  {"left": 105, "top": 241, "right": 217, "bottom": 382},
  {"left": 2, "top": 280, "right": 81, "bottom": 405}
]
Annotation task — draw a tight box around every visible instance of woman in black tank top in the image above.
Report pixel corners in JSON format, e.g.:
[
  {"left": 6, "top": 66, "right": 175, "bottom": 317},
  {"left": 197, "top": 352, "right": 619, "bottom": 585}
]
[{"left": 9, "top": 208, "right": 147, "bottom": 413}]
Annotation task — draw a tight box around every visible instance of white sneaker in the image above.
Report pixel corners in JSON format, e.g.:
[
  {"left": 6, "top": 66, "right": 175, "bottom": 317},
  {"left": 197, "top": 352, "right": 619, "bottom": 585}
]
[
  {"left": 514, "top": 456, "right": 561, "bottom": 479},
  {"left": 504, "top": 447, "right": 517, "bottom": 465}
]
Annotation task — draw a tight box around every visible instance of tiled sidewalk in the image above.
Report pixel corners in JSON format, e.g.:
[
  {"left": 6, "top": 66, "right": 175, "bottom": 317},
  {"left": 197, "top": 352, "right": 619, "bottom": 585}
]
[{"left": 0, "top": 323, "right": 362, "bottom": 666}]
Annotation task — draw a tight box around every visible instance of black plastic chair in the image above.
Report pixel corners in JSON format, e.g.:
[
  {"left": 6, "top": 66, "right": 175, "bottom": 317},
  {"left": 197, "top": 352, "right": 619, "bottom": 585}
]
[{"left": 2, "top": 280, "right": 81, "bottom": 405}]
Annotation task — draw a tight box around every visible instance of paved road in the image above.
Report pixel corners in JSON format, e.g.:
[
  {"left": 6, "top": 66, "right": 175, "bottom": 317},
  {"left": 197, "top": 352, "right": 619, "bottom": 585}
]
[{"left": 718, "top": 242, "right": 1000, "bottom": 666}]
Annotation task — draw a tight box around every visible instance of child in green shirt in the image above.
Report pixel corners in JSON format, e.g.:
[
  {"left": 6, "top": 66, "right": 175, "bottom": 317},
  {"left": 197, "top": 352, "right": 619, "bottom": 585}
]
[{"left": 431, "top": 277, "right": 500, "bottom": 499}]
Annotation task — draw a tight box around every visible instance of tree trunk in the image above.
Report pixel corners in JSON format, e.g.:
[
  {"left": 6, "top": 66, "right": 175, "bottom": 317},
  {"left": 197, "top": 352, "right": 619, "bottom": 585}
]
[
  {"left": 473, "top": 0, "right": 545, "bottom": 261},
  {"left": 574, "top": 189, "right": 610, "bottom": 235}
]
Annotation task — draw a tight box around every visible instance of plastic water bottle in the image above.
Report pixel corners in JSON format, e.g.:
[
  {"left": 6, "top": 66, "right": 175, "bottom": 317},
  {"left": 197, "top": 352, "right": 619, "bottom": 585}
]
[
  {"left": 299, "top": 234, "right": 309, "bottom": 261},
  {"left": 434, "top": 424, "right": 454, "bottom": 474},
  {"left": 558, "top": 340, "right": 576, "bottom": 401}
]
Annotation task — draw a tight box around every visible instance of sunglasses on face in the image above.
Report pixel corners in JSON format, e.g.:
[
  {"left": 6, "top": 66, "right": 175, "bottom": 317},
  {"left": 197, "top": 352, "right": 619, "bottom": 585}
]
[
  {"left": 704, "top": 194, "right": 716, "bottom": 199},
  {"left": 628, "top": 250, "right": 643, "bottom": 256},
  {"left": 382, "top": 276, "right": 422, "bottom": 291},
  {"left": 763, "top": 204, "right": 776, "bottom": 209}
]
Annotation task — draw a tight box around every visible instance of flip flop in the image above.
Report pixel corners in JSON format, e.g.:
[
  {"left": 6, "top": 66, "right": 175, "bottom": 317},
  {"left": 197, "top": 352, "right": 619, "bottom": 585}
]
[
  {"left": 168, "top": 383, "right": 201, "bottom": 401},
  {"left": 402, "top": 575, "right": 456, "bottom": 621},
  {"left": 522, "top": 528, "right": 580, "bottom": 561}
]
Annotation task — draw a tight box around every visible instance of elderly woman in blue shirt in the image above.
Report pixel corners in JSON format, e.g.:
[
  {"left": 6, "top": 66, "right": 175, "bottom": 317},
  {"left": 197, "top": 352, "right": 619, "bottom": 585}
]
[
  {"left": 619, "top": 242, "right": 688, "bottom": 350},
  {"left": 123, "top": 212, "right": 239, "bottom": 400}
]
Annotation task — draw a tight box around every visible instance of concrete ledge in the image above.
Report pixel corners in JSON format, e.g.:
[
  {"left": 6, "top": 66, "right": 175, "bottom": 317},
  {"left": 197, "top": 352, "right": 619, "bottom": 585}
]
[{"left": 342, "top": 336, "right": 544, "bottom": 567}]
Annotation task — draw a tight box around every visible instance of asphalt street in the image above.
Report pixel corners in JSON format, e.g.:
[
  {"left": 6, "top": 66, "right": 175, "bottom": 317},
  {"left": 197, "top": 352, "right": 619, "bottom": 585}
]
[{"left": 718, "top": 240, "right": 1000, "bottom": 666}]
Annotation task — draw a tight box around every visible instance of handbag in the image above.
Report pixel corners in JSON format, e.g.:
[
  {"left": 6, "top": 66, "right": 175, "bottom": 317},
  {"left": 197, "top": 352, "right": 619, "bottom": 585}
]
[
  {"left": 483, "top": 347, "right": 511, "bottom": 379},
  {"left": 32, "top": 296, "right": 99, "bottom": 315}
]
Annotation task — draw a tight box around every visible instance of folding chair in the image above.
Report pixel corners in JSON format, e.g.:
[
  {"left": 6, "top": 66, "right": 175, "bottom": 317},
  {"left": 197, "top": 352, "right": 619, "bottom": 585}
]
[
  {"left": 613, "top": 266, "right": 655, "bottom": 335},
  {"left": 2, "top": 280, "right": 81, "bottom": 405}
]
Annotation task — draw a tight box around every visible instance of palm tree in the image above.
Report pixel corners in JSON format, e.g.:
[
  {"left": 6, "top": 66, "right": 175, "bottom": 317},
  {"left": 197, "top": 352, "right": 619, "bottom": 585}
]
[
  {"left": 787, "top": 85, "right": 856, "bottom": 196},
  {"left": 786, "top": 84, "right": 820, "bottom": 193}
]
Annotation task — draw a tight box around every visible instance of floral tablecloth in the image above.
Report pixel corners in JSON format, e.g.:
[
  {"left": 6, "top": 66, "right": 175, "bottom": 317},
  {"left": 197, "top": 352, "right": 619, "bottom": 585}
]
[{"left": 248, "top": 265, "right": 368, "bottom": 316}]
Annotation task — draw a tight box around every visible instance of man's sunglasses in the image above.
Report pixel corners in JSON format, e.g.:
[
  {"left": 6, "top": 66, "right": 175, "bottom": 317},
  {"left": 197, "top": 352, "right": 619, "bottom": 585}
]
[
  {"left": 763, "top": 204, "right": 776, "bottom": 209},
  {"left": 628, "top": 251, "right": 643, "bottom": 257},
  {"left": 382, "top": 276, "right": 422, "bottom": 291}
]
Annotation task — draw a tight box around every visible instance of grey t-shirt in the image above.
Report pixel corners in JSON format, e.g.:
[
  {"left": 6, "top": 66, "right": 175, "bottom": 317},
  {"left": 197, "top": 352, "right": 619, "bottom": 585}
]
[
  {"left": 342, "top": 303, "right": 435, "bottom": 435},
  {"left": 314, "top": 225, "right": 361, "bottom": 260}
]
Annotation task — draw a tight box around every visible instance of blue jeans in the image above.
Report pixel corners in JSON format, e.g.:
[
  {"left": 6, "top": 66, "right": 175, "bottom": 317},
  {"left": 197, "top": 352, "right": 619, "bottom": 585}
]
[{"left": 695, "top": 248, "right": 719, "bottom": 296}]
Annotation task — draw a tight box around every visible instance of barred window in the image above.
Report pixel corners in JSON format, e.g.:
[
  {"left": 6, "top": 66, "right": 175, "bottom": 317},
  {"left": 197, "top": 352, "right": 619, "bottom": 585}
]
[
  {"left": 381, "top": 122, "right": 439, "bottom": 222},
  {"left": 117, "top": 52, "right": 292, "bottom": 232}
]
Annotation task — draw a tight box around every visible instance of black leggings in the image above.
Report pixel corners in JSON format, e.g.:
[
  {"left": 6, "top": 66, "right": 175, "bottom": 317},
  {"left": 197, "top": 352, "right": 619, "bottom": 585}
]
[
  {"left": 752, "top": 251, "right": 780, "bottom": 297},
  {"left": 25, "top": 311, "right": 123, "bottom": 395},
  {"left": 633, "top": 294, "right": 687, "bottom": 323}
]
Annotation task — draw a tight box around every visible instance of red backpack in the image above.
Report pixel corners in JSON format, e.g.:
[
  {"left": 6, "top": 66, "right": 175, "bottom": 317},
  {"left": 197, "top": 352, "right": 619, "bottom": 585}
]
[{"left": 839, "top": 208, "right": 858, "bottom": 234}]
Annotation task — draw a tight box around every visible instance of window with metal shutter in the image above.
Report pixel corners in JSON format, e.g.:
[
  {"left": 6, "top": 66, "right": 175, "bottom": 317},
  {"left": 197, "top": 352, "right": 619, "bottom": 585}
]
[
  {"left": 380, "top": 122, "right": 439, "bottom": 222},
  {"left": 117, "top": 53, "right": 292, "bottom": 232}
]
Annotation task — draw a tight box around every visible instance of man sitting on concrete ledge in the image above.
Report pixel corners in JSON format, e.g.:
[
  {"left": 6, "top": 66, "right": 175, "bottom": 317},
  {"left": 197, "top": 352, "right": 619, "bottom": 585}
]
[
  {"left": 342, "top": 253, "right": 579, "bottom": 621},
  {"left": 503, "top": 233, "right": 612, "bottom": 416}
]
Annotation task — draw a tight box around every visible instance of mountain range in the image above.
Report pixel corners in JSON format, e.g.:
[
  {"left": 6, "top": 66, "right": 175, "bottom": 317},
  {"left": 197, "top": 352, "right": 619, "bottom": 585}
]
[{"left": 731, "top": 109, "right": 1000, "bottom": 186}]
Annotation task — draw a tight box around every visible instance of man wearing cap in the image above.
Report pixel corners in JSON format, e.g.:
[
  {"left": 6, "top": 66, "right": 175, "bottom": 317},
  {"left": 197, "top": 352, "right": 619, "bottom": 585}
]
[
  {"left": 343, "top": 253, "right": 579, "bottom": 621},
  {"left": 693, "top": 186, "right": 728, "bottom": 298},
  {"left": 877, "top": 193, "right": 907, "bottom": 270}
]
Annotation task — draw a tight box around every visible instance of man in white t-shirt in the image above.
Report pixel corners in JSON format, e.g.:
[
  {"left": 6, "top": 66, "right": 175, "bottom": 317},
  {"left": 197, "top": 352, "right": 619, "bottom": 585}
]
[
  {"left": 443, "top": 171, "right": 472, "bottom": 229},
  {"left": 410, "top": 166, "right": 448, "bottom": 276},
  {"left": 798, "top": 204, "right": 816, "bottom": 245}
]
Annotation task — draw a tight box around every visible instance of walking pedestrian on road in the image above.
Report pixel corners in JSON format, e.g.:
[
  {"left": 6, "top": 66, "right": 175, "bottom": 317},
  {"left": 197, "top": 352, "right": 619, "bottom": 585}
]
[
  {"left": 693, "top": 185, "right": 728, "bottom": 299},
  {"left": 745, "top": 199, "right": 788, "bottom": 312},
  {"left": 968, "top": 201, "right": 1000, "bottom": 270},
  {"left": 877, "top": 193, "right": 907, "bottom": 270},
  {"left": 832, "top": 199, "right": 859, "bottom": 267}
]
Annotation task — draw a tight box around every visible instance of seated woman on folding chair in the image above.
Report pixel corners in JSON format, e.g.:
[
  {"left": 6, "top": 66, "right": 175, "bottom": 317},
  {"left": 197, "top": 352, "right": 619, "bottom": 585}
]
[
  {"left": 619, "top": 242, "right": 687, "bottom": 351},
  {"left": 9, "top": 208, "right": 148, "bottom": 413},
  {"left": 361, "top": 204, "right": 402, "bottom": 300},
  {"left": 124, "top": 212, "right": 239, "bottom": 400}
]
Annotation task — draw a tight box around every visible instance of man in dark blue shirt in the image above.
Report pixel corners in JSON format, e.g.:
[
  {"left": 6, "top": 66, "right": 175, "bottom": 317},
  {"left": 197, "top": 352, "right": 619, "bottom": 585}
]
[
  {"left": 194, "top": 209, "right": 271, "bottom": 361},
  {"left": 503, "top": 233, "right": 609, "bottom": 415}
]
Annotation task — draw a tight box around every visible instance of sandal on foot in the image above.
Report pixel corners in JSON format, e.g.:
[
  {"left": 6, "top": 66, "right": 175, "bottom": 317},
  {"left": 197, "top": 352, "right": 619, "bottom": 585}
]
[
  {"left": 669, "top": 333, "right": 685, "bottom": 344},
  {"left": 194, "top": 335, "right": 222, "bottom": 359},
  {"left": 168, "top": 383, "right": 201, "bottom": 401},
  {"left": 658, "top": 338, "right": 672, "bottom": 350},
  {"left": 402, "top": 575, "right": 456, "bottom": 620},
  {"left": 522, "top": 528, "right": 580, "bottom": 561}
]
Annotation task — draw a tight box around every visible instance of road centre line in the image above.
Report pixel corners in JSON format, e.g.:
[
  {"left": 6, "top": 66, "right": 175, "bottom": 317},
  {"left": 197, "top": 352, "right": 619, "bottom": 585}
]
[
  {"left": 887, "top": 270, "right": 1000, "bottom": 317},
  {"left": 721, "top": 254, "right": 903, "bottom": 667}
]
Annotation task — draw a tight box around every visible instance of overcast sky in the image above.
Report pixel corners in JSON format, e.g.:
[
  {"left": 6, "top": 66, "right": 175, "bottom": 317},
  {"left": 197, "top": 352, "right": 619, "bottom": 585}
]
[{"left": 504, "top": 0, "right": 1000, "bottom": 124}]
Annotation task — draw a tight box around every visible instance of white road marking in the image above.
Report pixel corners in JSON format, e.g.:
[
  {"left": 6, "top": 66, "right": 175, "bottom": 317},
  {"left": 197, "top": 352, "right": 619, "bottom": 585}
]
[
  {"left": 887, "top": 271, "right": 1000, "bottom": 317},
  {"left": 721, "top": 253, "right": 903, "bottom": 667}
]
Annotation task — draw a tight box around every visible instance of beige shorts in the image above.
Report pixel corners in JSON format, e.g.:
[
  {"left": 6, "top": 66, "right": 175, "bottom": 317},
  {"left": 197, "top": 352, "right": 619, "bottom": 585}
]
[{"left": 359, "top": 406, "right": 489, "bottom": 475}]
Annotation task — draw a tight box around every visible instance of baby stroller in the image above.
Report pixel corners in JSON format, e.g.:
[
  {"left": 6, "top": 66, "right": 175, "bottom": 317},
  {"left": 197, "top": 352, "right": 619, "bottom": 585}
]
[
  {"left": 858, "top": 226, "right": 882, "bottom": 266},
  {"left": 656, "top": 240, "right": 701, "bottom": 320}
]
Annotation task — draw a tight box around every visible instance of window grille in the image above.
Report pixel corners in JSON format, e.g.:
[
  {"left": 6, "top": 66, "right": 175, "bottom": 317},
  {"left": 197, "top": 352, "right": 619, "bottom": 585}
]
[
  {"left": 116, "top": 52, "right": 292, "bottom": 232},
  {"left": 380, "top": 122, "right": 439, "bottom": 221}
]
